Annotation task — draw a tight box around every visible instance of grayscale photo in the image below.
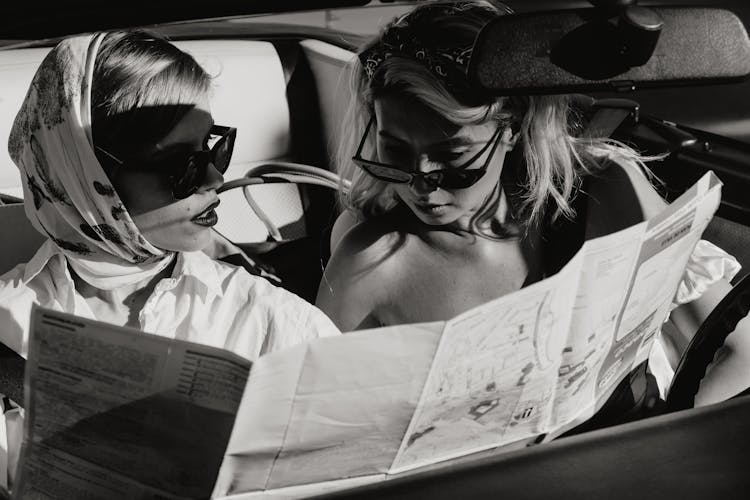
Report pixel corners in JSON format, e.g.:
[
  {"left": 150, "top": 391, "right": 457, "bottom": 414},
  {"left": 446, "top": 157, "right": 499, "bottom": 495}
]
[{"left": 0, "top": 1, "right": 749, "bottom": 498}]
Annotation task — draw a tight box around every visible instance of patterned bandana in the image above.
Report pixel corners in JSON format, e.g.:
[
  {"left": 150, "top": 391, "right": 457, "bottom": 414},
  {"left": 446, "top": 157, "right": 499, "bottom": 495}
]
[
  {"left": 358, "top": 2, "right": 511, "bottom": 102},
  {"left": 8, "top": 33, "right": 175, "bottom": 290}
]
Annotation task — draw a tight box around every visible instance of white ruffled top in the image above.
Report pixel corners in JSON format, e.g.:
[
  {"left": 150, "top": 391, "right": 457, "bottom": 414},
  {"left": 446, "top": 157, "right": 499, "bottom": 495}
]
[{"left": 650, "top": 239, "right": 742, "bottom": 397}]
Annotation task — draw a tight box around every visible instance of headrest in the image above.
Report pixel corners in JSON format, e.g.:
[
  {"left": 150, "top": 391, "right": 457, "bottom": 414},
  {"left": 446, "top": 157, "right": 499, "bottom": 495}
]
[
  {"left": 174, "top": 40, "right": 291, "bottom": 164},
  {"left": 0, "top": 47, "right": 49, "bottom": 198},
  {"left": 0, "top": 40, "right": 292, "bottom": 197}
]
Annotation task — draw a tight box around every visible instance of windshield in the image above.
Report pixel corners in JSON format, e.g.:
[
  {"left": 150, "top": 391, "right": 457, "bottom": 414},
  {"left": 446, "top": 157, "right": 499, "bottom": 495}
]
[{"left": 236, "top": 3, "right": 414, "bottom": 35}]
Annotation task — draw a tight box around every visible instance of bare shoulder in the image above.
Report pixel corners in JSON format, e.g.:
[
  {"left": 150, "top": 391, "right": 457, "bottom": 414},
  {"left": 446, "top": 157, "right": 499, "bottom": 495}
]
[
  {"left": 340, "top": 211, "right": 410, "bottom": 255},
  {"left": 329, "top": 209, "right": 359, "bottom": 253},
  {"left": 585, "top": 156, "right": 668, "bottom": 238},
  {"left": 323, "top": 214, "right": 410, "bottom": 293},
  {"left": 316, "top": 213, "right": 411, "bottom": 331}
]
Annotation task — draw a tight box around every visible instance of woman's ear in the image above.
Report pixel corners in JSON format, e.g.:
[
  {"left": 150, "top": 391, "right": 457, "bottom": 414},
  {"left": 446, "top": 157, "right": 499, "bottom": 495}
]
[
  {"left": 508, "top": 130, "right": 520, "bottom": 149},
  {"left": 501, "top": 127, "right": 520, "bottom": 150}
]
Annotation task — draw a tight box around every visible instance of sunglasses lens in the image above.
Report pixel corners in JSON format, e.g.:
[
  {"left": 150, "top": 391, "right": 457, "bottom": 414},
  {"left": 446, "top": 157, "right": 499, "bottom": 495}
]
[
  {"left": 212, "top": 141, "right": 228, "bottom": 173},
  {"left": 172, "top": 156, "right": 202, "bottom": 199},
  {"left": 439, "top": 169, "right": 485, "bottom": 189},
  {"left": 212, "top": 134, "right": 235, "bottom": 174},
  {"left": 360, "top": 162, "right": 412, "bottom": 183}
]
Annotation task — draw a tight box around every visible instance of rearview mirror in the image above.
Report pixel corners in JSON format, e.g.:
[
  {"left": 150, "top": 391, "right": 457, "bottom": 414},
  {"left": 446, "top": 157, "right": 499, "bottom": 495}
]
[{"left": 468, "top": 7, "right": 750, "bottom": 95}]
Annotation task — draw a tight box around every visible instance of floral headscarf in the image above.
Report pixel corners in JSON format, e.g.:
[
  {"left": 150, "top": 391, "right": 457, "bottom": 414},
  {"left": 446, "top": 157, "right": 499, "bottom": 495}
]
[{"left": 7, "top": 33, "right": 174, "bottom": 289}]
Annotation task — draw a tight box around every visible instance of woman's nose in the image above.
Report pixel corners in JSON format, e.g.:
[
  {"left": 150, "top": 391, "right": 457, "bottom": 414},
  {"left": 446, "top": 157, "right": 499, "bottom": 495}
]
[
  {"left": 409, "top": 174, "right": 438, "bottom": 194},
  {"left": 408, "top": 156, "right": 439, "bottom": 193},
  {"left": 414, "top": 154, "right": 441, "bottom": 174},
  {"left": 201, "top": 163, "right": 225, "bottom": 192}
]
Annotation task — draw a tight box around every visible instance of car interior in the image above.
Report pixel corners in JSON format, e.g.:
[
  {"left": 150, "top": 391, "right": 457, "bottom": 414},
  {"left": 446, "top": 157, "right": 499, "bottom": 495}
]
[{"left": 1, "top": 0, "right": 749, "bottom": 498}]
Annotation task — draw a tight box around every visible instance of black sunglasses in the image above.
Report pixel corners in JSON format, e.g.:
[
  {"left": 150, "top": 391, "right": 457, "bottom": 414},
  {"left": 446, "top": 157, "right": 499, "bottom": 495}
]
[
  {"left": 352, "top": 116, "right": 504, "bottom": 190},
  {"left": 96, "top": 124, "right": 237, "bottom": 199}
]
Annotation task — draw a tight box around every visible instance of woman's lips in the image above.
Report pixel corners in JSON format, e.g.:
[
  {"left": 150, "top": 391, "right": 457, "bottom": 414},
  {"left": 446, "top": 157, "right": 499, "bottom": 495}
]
[
  {"left": 191, "top": 200, "right": 220, "bottom": 227},
  {"left": 414, "top": 202, "right": 448, "bottom": 215}
]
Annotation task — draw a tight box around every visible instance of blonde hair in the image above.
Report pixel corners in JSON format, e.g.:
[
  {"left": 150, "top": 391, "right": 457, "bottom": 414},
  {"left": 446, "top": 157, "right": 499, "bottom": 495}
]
[
  {"left": 336, "top": 0, "right": 656, "bottom": 234},
  {"left": 91, "top": 30, "right": 212, "bottom": 164}
]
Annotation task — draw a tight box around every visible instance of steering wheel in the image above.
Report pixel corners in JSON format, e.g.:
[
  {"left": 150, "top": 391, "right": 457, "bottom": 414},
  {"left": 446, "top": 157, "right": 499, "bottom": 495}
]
[{"left": 666, "top": 273, "right": 750, "bottom": 411}]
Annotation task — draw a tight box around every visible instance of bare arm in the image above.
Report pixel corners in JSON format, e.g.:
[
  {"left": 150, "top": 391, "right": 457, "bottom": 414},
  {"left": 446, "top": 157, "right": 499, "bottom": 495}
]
[
  {"left": 329, "top": 209, "right": 359, "bottom": 254},
  {"left": 316, "top": 225, "right": 395, "bottom": 331}
]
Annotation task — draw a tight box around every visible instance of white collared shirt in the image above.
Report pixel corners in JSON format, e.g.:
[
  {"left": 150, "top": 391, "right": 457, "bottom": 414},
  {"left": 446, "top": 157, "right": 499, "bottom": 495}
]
[
  {"left": 0, "top": 240, "right": 340, "bottom": 360},
  {"left": 0, "top": 240, "right": 341, "bottom": 491}
]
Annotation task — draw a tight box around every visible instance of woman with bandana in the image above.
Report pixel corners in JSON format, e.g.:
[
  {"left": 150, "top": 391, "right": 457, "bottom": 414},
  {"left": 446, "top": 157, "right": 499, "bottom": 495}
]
[
  {"left": 317, "top": 1, "right": 750, "bottom": 429},
  {"left": 0, "top": 30, "right": 339, "bottom": 489}
]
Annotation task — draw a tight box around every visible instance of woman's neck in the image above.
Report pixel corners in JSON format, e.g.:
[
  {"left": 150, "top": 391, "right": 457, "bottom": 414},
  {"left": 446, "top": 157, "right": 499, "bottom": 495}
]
[{"left": 69, "top": 258, "right": 177, "bottom": 328}]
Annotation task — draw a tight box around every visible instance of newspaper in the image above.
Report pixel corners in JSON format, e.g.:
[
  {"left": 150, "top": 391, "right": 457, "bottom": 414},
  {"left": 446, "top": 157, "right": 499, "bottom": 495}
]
[
  {"left": 14, "top": 308, "right": 251, "bottom": 499},
  {"left": 13, "top": 172, "right": 722, "bottom": 498}
]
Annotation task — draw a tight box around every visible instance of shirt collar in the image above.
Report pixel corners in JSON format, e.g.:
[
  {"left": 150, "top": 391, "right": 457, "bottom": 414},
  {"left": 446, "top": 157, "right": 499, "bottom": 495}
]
[
  {"left": 22, "top": 239, "right": 66, "bottom": 284},
  {"left": 23, "top": 241, "right": 225, "bottom": 299},
  {"left": 173, "top": 251, "right": 226, "bottom": 298}
]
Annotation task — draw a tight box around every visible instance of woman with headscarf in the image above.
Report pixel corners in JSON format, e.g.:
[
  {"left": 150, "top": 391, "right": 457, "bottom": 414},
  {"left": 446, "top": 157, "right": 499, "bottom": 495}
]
[{"left": 0, "top": 30, "right": 339, "bottom": 489}]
